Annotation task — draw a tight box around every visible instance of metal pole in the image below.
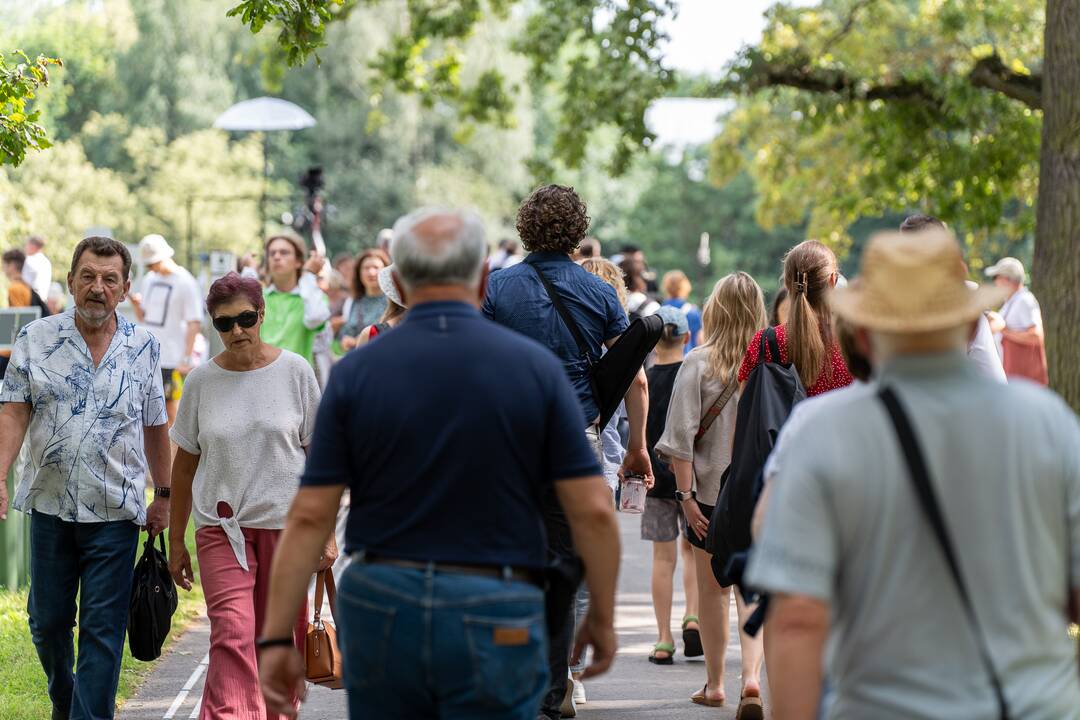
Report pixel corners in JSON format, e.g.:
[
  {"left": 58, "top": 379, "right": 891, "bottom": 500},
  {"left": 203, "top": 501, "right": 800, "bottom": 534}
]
[
  {"left": 186, "top": 196, "right": 195, "bottom": 269},
  {"left": 260, "top": 132, "right": 269, "bottom": 243}
]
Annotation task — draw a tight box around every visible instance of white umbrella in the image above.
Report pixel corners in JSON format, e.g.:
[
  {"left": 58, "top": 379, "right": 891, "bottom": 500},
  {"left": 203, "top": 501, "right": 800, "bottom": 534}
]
[
  {"left": 213, "top": 97, "right": 316, "bottom": 132},
  {"left": 214, "top": 97, "right": 317, "bottom": 245}
]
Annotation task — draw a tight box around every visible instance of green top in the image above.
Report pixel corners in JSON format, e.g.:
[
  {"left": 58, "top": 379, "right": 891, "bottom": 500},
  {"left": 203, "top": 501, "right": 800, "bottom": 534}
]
[{"left": 261, "top": 275, "right": 329, "bottom": 365}]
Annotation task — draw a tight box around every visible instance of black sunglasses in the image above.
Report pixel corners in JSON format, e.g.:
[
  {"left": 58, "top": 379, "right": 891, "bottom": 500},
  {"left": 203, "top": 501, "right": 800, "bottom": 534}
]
[{"left": 212, "top": 310, "right": 260, "bottom": 333}]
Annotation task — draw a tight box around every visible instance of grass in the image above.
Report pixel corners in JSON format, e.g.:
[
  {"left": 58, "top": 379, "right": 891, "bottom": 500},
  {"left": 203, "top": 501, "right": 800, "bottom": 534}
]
[{"left": 0, "top": 522, "right": 206, "bottom": 720}]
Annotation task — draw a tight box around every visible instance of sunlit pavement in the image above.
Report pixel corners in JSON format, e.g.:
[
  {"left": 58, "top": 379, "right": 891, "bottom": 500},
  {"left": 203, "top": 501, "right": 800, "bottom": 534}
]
[{"left": 118, "top": 511, "right": 763, "bottom": 719}]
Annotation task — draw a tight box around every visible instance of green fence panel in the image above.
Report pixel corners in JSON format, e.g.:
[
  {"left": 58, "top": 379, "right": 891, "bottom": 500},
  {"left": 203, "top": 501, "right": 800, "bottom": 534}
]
[{"left": 0, "top": 467, "right": 30, "bottom": 590}]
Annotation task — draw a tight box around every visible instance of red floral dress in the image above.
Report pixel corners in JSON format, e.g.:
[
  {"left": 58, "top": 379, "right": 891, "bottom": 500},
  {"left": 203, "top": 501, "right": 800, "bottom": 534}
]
[{"left": 738, "top": 324, "right": 853, "bottom": 396}]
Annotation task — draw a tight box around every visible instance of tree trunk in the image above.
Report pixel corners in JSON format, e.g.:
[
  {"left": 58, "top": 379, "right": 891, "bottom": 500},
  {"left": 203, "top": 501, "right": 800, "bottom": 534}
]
[{"left": 1033, "top": 0, "right": 1080, "bottom": 412}]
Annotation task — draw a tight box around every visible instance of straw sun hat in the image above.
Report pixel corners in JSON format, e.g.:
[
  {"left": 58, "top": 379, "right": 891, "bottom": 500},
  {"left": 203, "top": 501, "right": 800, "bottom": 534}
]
[{"left": 831, "top": 229, "right": 1007, "bottom": 333}]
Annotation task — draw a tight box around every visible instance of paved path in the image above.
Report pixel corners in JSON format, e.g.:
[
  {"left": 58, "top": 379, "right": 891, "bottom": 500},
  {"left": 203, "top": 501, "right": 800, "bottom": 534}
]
[{"left": 118, "top": 511, "right": 764, "bottom": 719}]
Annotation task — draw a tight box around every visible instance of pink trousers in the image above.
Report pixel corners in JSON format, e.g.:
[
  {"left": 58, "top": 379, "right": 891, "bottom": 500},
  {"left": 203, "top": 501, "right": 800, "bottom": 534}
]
[{"left": 195, "top": 526, "right": 308, "bottom": 720}]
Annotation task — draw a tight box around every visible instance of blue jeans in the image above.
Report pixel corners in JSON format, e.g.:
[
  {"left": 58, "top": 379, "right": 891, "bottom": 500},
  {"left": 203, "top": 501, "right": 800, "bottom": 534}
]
[
  {"left": 337, "top": 561, "right": 548, "bottom": 719},
  {"left": 28, "top": 513, "right": 139, "bottom": 720}
]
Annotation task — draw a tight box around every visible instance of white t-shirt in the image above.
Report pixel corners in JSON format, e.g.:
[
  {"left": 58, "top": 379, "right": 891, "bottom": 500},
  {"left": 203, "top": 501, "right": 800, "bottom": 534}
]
[
  {"left": 22, "top": 252, "right": 52, "bottom": 300},
  {"left": 995, "top": 287, "right": 1042, "bottom": 356},
  {"left": 138, "top": 267, "right": 203, "bottom": 368},
  {"left": 170, "top": 351, "right": 321, "bottom": 565}
]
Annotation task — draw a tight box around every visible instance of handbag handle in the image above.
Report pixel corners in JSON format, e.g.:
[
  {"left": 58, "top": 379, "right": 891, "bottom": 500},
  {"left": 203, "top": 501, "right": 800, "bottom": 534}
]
[
  {"left": 312, "top": 570, "right": 339, "bottom": 626},
  {"left": 879, "top": 387, "right": 1009, "bottom": 720}
]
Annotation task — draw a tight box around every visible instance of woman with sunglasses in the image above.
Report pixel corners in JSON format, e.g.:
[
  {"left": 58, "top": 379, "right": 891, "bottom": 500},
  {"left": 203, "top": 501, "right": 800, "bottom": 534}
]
[{"left": 167, "top": 273, "right": 335, "bottom": 720}]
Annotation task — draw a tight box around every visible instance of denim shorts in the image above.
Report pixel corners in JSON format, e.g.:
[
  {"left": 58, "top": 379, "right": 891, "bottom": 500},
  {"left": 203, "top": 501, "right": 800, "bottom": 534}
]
[{"left": 640, "top": 497, "right": 687, "bottom": 542}]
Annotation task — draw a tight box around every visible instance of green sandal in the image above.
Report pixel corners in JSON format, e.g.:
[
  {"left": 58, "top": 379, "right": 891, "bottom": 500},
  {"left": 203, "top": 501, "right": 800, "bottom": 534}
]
[
  {"left": 682, "top": 615, "right": 703, "bottom": 658},
  {"left": 648, "top": 641, "right": 675, "bottom": 665}
]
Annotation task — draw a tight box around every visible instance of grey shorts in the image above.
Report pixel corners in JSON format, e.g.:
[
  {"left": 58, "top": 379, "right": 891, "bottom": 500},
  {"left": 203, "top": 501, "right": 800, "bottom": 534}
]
[{"left": 640, "top": 497, "right": 687, "bottom": 543}]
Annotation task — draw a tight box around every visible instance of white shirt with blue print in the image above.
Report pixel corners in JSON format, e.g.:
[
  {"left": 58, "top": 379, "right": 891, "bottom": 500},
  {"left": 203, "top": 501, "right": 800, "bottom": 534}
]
[{"left": 0, "top": 308, "right": 168, "bottom": 524}]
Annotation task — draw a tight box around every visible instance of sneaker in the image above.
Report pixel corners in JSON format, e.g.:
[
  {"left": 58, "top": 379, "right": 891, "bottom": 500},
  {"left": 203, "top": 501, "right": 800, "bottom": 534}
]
[
  {"left": 572, "top": 678, "right": 587, "bottom": 705},
  {"left": 560, "top": 679, "right": 577, "bottom": 717}
]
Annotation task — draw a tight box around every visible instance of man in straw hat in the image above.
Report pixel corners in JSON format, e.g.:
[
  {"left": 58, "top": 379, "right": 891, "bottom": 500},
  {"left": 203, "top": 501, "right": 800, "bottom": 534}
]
[{"left": 746, "top": 229, "right": 1080, "bottom": 719}]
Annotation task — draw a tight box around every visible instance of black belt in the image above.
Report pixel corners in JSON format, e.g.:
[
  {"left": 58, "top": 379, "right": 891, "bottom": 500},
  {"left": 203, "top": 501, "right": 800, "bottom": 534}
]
[{"left": 354, "top": 553, "right": 544, "bottom": 588}]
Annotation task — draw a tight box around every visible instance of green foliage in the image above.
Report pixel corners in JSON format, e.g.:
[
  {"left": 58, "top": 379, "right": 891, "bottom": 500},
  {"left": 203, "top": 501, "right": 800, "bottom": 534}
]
[
  {"left": 0, "top": 51, "right": 60, "bottom": 166},
  {"left": 227, "top": 0, "right": 356, "bottom": 67},
  {"left": 710, "top": 0, "right": 1046, "bottom": 259}
]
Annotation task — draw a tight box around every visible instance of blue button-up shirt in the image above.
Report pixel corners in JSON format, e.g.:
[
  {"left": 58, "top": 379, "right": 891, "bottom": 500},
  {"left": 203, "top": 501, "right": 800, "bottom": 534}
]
[
  {"left": 483, "top": 252, "right": 629, "bottom": 425},
  {"left": 0, "top": 309, "right": 167, "bottom": 524}
]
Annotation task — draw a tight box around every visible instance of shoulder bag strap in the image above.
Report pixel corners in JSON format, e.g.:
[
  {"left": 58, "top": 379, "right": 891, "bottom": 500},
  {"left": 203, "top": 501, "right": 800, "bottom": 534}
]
[
  {"left": 763, "top": 326, "right": 782, "bottom": 365},
  {"left": 525, "top": 261, "right": 593, "bottom": 366},
  {"left": 878, "top": 387, "right": 1009, "bottom": 720},
  {"left": 323, "top": 570, "right": 338, "bottom": 625},
  {"left": 696, "top": 382, "right": 737, "bottom": 442},
  {"left": 312, "top": 571, "right": 326, "bottom": 625}
]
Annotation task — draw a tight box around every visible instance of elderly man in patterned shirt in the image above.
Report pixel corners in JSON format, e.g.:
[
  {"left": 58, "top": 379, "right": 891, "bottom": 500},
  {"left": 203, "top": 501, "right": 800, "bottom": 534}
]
[{"left": 0, "top": 236, "right": 172, "bottom": 720}]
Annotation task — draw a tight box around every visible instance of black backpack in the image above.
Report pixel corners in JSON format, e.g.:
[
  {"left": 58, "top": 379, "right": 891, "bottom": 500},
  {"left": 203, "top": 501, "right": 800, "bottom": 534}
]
[
  {"left": 706, "top": 326, "right": 806, "bottom": 586},
  {"left": 128, "top": 534, "right": 178, "bottom": 661}
]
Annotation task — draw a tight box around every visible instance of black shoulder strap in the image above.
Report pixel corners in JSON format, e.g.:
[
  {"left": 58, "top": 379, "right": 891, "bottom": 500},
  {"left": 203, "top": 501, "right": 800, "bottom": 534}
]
[
  {"left": 525, "top": 261, "right": 593, "bottom": 365},
  {"left": 878, "top": 387, "right": 1009, "bottom": 720},
  {"left": 760, "top": 326, "right": 782, "bottom": 364}
]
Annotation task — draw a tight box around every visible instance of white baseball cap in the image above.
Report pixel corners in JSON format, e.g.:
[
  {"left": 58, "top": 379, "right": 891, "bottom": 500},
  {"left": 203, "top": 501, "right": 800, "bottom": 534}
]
[
  {"left": 984, "top": 257, "right": 1025, "bottom": 283},
  {"left": 138, "top": 234, "right": 175, "bottom": 265}
]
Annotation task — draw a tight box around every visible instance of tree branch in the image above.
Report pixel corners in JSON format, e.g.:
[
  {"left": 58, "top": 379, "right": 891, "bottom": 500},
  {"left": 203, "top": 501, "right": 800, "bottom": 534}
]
[
  {"left": 718, "top": 51, "right": 1041, "bottom": 110},
  {"left": 969, "top": 55, "right": 1042, "bottom": 109}
]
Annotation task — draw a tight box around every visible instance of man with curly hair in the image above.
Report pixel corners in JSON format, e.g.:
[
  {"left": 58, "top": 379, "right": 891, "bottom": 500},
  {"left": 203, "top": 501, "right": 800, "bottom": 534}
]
[{"left": 483, "top": 184, "right": 652, "bottom": 719}]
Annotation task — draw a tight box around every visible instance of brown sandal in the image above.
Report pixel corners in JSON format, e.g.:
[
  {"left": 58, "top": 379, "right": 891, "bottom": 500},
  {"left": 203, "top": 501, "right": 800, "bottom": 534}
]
[
  {"left": 736, "top": 692, "right": 764, "bottom": 720},
  {"left": 690, "top": 684, "right": 725, "bottom": 707}
]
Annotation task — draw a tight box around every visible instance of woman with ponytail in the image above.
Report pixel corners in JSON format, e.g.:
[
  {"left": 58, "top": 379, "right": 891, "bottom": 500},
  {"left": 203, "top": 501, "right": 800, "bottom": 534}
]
[{"left": 738, "top": 240, "right": 853, "bottom": 395}]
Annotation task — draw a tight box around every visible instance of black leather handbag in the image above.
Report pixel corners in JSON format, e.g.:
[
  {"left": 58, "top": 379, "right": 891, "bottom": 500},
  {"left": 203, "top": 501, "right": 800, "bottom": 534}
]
[{"left": 128, "top": 533, "right": 178, "bottom": 662}]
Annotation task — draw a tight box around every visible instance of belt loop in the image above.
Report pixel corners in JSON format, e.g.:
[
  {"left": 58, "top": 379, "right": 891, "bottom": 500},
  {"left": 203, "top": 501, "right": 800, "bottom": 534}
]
[
  {"left": 356, "top": 549, "right": 367, "bottom": 564},
  {"left": 426, "top": 560, "right": 436, "bottom": 579},
  {"left": 501, "top": 566, "right": 512, "bottom": 582}
]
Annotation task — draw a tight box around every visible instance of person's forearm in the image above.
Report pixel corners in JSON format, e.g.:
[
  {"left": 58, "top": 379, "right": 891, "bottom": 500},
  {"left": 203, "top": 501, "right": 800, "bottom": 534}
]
[
  {"left": 184, "top": 321, "right": 200, "bottom": 358},
  {"left": 767, "top": 596, "right": 828, "bottom": 720},
  {"left": 0, "top": 404, "right": 30, "bottom": 479},
  {"left": 623, "top": 368, "right": 649, "bottom": 451},
  {"left": 168, "top": 454, "right": 197, "bottom": 548},
  {"left": 1003, "top": 326, "right": 1042, "bottom": 347},
  {"left": 671, "top": 457, "right": 694, "bottom": 494},
  {"left": 262, "top": 487, "right": 342, "bottom": 639},
  {"left": 143, "top": 424, "right": 172, "bottom": 490}
]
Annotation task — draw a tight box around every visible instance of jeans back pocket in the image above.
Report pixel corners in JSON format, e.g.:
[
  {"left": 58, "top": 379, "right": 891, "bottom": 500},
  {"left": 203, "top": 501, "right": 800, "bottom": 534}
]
[{"left": 463, "top": 611, "right": 548, "bottom": 710}]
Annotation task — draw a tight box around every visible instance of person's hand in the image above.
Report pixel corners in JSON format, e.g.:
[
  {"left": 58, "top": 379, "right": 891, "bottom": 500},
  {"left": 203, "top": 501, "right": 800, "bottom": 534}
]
[
  {"left": 144, "top": 497, "right": 170, "bottom": 537},
  {"left": 571, "top": 609, "right": 616, "bottom": 680},
  {"left": 318, "top": 536, "right": 339, "bottom": 572},
  {"left": 170, "top": 543, "right": 194, "bottom": 591},
  {"left": 681, "top": 498, "right": 710, "bottom": 541},
  {"left": 986, "top": 310, "right": 1005, "bottom": 334},
  {"left": 619, "top": 449, "right": 654, "bottom": 489},
  {"left": 260, "top": 646, "right": 306, "bottom": 717},
  {"left": 0, "top": 481, "right": 8, "bottom": 521},
  {"left": 304, "top": 254, "right": 326, "bottom": 276},
  {"left": 129, "top": 293, "right": 142, "bottom": 309},
  {"left": 340, "top": 335, "right": 358, "bottom": 351}
]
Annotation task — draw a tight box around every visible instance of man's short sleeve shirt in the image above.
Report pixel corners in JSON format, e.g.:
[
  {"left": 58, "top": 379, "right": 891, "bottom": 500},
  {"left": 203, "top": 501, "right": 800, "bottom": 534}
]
[
  {"left": 0, "top": 309, "right": 167, "bottom": 524},
  {"left": 482, "top": 252, "right": 629, "bottom": 425}
]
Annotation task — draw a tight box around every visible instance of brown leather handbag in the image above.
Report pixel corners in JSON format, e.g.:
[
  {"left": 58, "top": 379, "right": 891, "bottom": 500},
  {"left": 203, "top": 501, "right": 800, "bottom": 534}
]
[{"left": 305, "top": 570, "right": 343, "bottom": 689}]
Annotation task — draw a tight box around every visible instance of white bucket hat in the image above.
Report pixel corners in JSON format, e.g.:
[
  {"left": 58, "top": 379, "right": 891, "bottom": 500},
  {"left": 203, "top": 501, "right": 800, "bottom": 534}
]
[
  {"left": 378, "top": 265, "right": 405, "bottom": 308},
  {"left": 139, "top": 234, "right": 174, "bottom": 265}
]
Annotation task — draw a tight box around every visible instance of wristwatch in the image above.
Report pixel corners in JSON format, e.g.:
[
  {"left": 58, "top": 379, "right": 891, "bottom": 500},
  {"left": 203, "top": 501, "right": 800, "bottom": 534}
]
[
  {"left": 154, "top": 486, "right": 171, "bottom": 498},
  {"left": 675, "top": 489, "right": 694, "bottom": 502}
]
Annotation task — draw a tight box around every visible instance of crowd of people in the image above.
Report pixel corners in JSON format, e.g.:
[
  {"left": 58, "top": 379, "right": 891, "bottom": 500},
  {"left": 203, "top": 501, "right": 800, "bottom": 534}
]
[{"left": 0, "top": 183, "right": 1073, "bottom": 720}]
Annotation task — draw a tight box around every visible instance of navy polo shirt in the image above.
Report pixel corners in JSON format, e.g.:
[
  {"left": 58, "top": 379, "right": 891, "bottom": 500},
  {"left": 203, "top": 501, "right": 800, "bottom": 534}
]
[
  {"left": 301, "top": 301, "right": 602, "bottom": 569},
  {"left": 482, "top": 252, "right": 629, "bottom": 425}
]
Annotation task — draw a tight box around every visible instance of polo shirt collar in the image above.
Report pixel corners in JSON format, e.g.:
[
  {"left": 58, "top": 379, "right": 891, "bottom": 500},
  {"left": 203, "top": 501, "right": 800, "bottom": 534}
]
[
  {"left": 405, "top": 301, "right": 479, "bottom": 322},
  {"left": 525, "top": 251, "right": 574, "bottom": 264},
  {"left": 879, "top": 351, "right": 973, "bottom": 383}
]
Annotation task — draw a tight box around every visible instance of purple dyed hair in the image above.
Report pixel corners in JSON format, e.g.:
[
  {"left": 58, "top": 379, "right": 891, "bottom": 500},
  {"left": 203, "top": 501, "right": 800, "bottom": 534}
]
[{"left": 206, "top": 272, "right": 265, "bottom": 316}]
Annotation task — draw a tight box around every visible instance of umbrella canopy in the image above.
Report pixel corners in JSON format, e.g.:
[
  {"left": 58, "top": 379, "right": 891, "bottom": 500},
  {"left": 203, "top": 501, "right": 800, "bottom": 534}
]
[{"left": 213, "top": 97, "right": 316, "bottom": 132}]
